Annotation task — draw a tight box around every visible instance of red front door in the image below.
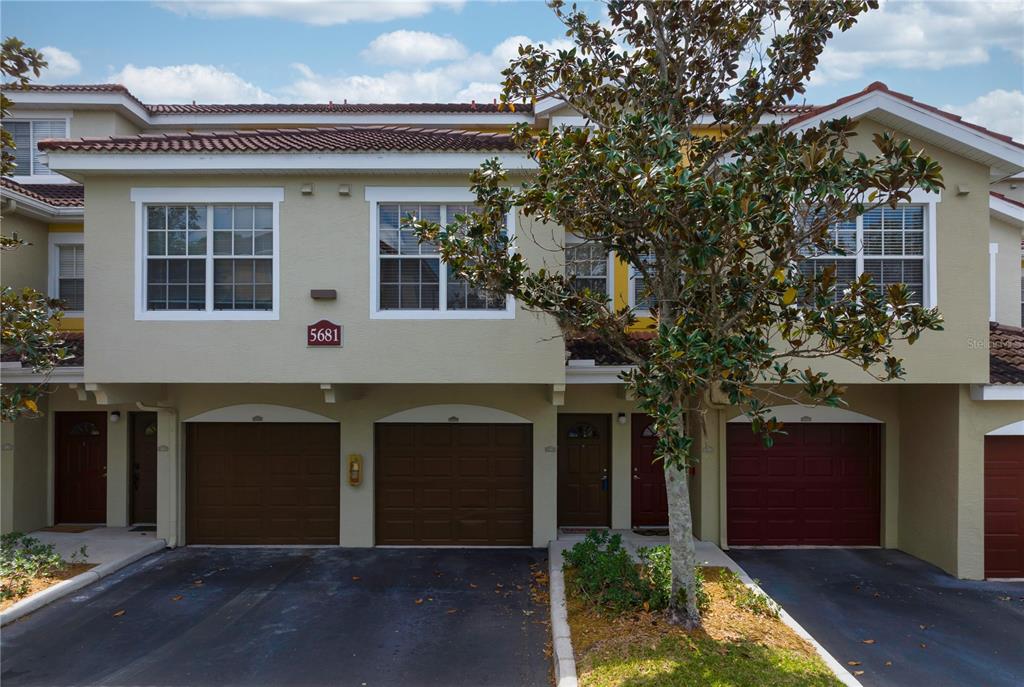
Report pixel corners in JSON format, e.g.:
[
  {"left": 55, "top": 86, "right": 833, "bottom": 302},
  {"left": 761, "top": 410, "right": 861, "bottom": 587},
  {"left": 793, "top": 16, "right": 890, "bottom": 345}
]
[
  {"left": 632, "top": 414, "right": 668, "bottom": 527},
  {"left": 727, "top": 423, "right": 881, "bottom": 545},
  {"left": 55, "top": 411, "right": 107, "bottom": 524},
  {"left": 985, "top": 435, "right": 1024, "bottom": 578}
]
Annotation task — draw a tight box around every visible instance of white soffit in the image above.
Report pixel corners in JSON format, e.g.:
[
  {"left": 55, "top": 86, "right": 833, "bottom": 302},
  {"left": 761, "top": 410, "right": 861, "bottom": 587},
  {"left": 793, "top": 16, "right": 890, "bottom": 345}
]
[{"left": 990, "top": 194, "right": 1024, "bottom": 228}]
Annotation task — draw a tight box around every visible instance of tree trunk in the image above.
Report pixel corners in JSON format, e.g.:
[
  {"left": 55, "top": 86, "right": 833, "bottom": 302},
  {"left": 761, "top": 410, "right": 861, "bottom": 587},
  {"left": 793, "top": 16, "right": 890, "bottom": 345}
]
[{"left": 665, "top": 460, "right": 701, "bottom": 628}]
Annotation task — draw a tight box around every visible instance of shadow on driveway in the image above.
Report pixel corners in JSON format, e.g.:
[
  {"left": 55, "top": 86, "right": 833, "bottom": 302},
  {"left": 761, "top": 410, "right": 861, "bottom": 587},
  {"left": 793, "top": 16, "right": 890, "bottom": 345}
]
[
  {"left": 730, "top": 548, "right": 1024, "bottom": 687},
  {"left": 1, "top": 547, "right": 550, "bottom": 687}
]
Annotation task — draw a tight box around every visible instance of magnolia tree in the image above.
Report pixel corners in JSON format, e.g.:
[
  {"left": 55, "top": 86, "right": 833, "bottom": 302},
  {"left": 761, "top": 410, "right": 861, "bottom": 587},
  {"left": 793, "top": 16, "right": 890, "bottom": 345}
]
[
  {"left": 1, "top": 37, "right": 69, "bottom": 421},
  {"left": 415, "top": 0, "right": 944, "bottom": 627}
]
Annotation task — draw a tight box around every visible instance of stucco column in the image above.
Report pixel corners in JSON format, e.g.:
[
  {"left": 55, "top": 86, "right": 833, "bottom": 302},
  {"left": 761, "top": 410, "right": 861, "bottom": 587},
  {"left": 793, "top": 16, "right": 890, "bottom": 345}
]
[
  {"left": 610, "top": 413, "right": 631, "bottom": 530},
  {"left": 695, "top": 409, "right": 722, "bottom": 545},
  {"left": 106, "top": 411, "right": 130, "bottom": 528},
  {"left": 533, "top": 405, "right": 559, "bottom": 546},
  {"left": 1, "top": 423, "right": 15, "bottom": 534},
  {"left": 155, "top": 408, "right": 181, "bottom": 546},
  {"left": 339, "top": 409, "right": 373, "bottom": 547}
]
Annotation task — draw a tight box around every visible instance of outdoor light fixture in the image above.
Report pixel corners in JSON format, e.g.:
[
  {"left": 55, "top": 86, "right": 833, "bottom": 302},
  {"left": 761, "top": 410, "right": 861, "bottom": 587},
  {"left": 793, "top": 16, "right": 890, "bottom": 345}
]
[
  {"left": 348, "top": 454, "right": 363, "bottom": 486},
  {"left": 110, "top": 411, "right": 121, "bottom": 423},
  {"left": 617, "top": 412, "right": 627, "bottom": 425}
]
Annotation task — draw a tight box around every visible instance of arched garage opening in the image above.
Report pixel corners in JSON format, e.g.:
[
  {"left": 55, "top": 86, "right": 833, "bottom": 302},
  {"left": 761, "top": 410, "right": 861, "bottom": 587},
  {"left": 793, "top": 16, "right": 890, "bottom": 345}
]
[
  {"left": 984, "top": 421, "right": 1024, "bottom": 578},
  {"left": 373, "top": 404, "right": 533, "bottom": 546}
]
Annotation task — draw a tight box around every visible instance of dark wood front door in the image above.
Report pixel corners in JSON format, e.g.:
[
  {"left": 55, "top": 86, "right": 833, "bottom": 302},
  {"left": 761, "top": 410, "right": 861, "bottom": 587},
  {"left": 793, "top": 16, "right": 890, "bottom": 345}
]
[
  {"left": 375, "top": 423, "right": 533, "bottom": 545},
  {"left": 985, "top": 436, "right": 1024, "bottom": 578},
  {"left": 727, "top": 423, "right": 881, "bottom": 545},
  {"left": 55, "top": 411, "right": 107, "bottom": 524},
  {"left": 632, "top": 414, "right": 668, "bottom": 527},
  {"left": 131, "top": 412, "right": 158, "bottom": 524},
  {"left": 558, "top": 414, "right": 611, "bottom": 527},
  {"left": 187, "top": 423, "right": 340, "bottom": 545}
]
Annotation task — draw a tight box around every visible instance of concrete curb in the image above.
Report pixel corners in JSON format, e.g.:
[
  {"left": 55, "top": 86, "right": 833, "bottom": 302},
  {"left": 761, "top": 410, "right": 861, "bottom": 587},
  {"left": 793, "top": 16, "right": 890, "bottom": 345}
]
[
  {"left": 0, "top": 539, "right": 167, "bottom": 627},
  {"left": 725, "top": 559, "right": 863, "bottom": 687},
  {"left": 548, "top": 540, "right": 578, "bottom": 687}
]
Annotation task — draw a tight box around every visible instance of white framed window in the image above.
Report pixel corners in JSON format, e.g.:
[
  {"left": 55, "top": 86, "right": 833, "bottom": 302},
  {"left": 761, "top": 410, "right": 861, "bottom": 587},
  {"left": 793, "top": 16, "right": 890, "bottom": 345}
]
[
  {"left": 366, "top": 187, "right": 515, "bottom": 320},
  {"left": 565, "top": 237, "right": 612, "bottom": 299},
  {"left": 130, "top": 188, "right": 283, "bottom": 321},
  {"left": 3, "top": 118, "right": 68, "bottom": 178},
  {"left": 799, "top": 204, "right": 932, "bottom": 306},
  {"left": 48, "top": 233, "right": 84, "bottom": 314},
  {"left": 628, "top": 251, "right": 657, "bottom": 313}
]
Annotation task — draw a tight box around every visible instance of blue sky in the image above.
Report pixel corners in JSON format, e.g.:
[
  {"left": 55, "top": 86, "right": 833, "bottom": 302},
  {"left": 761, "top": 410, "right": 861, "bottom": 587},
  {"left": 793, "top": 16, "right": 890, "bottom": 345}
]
[{"left": 3, "top": 0, "right": 1023, "bottom": 139}]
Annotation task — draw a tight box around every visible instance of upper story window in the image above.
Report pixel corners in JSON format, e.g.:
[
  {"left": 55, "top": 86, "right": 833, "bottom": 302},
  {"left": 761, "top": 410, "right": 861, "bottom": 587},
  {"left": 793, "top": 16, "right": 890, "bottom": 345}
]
[
  {"left": 798, "top": 204, "right": 931, "bottom": 306},
  {"left": 48, "top": 233, "right": 84, "bottom": 314},
  {"left": 130, "top": 188, "right": 282, "bottom": 321},
  {"left": 565, "top": 240, "right": 610, "bottom": 298},
  {"left": 629, "top": 251, "right": 657, "bottom": 313},
  {"left": 4, "top": 119, "right": 67, "bottom": 177},
  {"left": 367, "top": 188, "right": 515, "bottom": 320}
]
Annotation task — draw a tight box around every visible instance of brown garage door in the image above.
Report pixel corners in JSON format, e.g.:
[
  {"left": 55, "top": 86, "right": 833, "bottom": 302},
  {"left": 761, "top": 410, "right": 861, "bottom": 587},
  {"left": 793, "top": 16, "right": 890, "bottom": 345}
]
[
  {"left": 728, "top": 423, "right": 881, "bottom": 546},
  {"left": 187, "top": 423, "right": 340, "bottom": 545},
  {"left": 985, "top": 436, "right": 1024, "bottom": 578},
  {"left": 375, "top": 423, "right": 532, "bottom": 545}
]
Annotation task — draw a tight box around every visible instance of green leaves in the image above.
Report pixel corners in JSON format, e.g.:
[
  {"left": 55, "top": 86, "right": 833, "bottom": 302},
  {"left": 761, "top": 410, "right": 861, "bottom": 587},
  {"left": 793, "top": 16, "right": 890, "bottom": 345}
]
[{"left": 1, "top": 286, "right": 71, "bottom": 422}]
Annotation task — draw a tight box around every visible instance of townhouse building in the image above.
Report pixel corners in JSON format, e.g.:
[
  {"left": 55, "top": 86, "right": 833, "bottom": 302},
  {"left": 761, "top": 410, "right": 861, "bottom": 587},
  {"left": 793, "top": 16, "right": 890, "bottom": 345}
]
[{"left": 1, "top": 81, "right": 1022, "bottom": 580}]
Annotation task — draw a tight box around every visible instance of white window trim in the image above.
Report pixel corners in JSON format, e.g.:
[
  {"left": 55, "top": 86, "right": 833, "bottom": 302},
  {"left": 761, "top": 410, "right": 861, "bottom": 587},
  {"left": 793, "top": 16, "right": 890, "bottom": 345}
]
[
  {"left": 48, "top": 232, "right": 84, "bottom": 316},
  {"left": 626, "top": 191, "right": 940, "bottom": 313},
  {"left": 989, "top": 242, "right": 999, "bottom": 322},
  {"left": 565, "top": 234, "right": 614, "bottom": 305},
  {"left": 627, "top": 252, "right": 656, "bottom": 316},
  {"left": 5, "top": 114, "right": 72, "bottom": 181},
  {"left": 365, "top": 186, "right": 516, "bottom": 320},
  {"left": 130, "top": 187, "right": 284, "bottom": 321}
]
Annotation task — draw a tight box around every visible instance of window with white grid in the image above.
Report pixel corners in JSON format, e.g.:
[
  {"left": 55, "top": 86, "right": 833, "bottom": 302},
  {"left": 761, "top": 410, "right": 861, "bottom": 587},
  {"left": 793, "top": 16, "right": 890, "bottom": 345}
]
[
  {"left": 799, "top": 206, "right": 927, "bottom": 305},
  {"left": 144, "top": 203, "right": 275, "bottom": 312},
  {"left": 3, "top": 119, "right": 67, "bottom": 176},
  {"left": 56, "top": 244, "right": 85, "bottom": 312},
  {"left": 375, "top": 201, "right": 509, "bottom": 314},
  {"left": 565, "top": 241, "right": 609, "bottom": 298}
]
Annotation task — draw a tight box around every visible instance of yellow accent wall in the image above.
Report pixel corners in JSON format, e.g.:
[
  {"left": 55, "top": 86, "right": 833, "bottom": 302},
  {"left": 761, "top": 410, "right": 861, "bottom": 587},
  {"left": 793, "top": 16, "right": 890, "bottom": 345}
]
[{"left": 48, "top": 223, "right": 83, "bottom": 233}]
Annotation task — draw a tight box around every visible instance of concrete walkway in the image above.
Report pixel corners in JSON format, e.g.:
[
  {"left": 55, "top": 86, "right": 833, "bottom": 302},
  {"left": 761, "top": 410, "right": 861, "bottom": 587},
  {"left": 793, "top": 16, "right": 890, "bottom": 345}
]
[{"left": 28, "top": 527, "right": 161, "bottom": 564}]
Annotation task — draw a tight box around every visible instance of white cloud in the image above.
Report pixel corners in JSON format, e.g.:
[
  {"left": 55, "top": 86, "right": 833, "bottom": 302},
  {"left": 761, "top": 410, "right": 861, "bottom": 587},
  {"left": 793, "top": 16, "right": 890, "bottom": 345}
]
[
  {"left": 157, "top": 0, "right": 464, "bottom": 26},
  {"left": 945, "top": 89, "right": 1024, "bottom": 142},
  {"left": 810, "top": 0, "right": 1024, "bottom": 86},
  {"left": 38, "top": 46, "right": 81, "bottom": 81},
  {"left": 282, "top": 34, "right": 572, "bottom": 103},
  {"left": 362, "top": 30, "right": 467, "bottom": 66},
  {"left": 108, "top": 64, "right": 276, "bottom": 103}
]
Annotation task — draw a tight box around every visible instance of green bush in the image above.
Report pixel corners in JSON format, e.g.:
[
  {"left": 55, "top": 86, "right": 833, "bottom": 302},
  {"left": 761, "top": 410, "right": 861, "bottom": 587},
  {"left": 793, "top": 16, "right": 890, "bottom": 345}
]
[
  {"left": 562, "top": 532, "right": 708, "bottom": 615},
  {"left": 0, "top": 532, "right": 87, "bottom": 601},
  {"left": 717, "top": 568, "right": 780, "bottom": 619}
]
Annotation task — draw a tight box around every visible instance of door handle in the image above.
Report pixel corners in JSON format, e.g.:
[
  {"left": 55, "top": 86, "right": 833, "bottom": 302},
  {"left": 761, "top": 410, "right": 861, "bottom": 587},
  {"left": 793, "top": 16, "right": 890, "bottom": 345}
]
[{"left": 601, "top": 475, "right": 609, "bottom": 492}]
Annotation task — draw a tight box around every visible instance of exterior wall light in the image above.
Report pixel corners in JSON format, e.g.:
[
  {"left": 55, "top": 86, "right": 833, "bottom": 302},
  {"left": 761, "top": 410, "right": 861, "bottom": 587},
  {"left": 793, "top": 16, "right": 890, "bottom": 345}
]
[
  {"left": 110, "top": 411, "right": 121, "bottom": 423},
  {"left": 617, "top": 412, "right": 627, "bottom": 425}
]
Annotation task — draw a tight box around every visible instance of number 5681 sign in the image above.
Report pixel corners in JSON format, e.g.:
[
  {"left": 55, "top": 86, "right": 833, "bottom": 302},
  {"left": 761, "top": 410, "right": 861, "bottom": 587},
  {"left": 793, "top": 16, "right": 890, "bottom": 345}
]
[{"left": 307, "top": 320, "right": 342, "bottom": 347}]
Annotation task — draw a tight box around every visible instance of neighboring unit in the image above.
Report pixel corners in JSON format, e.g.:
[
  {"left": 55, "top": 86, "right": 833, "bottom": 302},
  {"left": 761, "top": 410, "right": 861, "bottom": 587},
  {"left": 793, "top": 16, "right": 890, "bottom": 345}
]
[{"left": 1, "top": 81, "right": 1022, "bottom": 580}]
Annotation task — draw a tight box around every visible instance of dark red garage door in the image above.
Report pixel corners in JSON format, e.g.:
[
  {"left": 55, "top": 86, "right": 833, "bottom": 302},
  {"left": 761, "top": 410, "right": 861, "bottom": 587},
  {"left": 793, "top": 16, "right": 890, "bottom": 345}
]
[
  {"left": 727, "top": 423, "right": 881, "bottom": 546},
  {"left": 375, "top": 423, "right": 532, "bottom": 545},
  {"left": 985, "top": 436, "right": 1024, "bottom": 578},
  {"left": 187, "top": 423, "right": 340, "bottom": 545}
]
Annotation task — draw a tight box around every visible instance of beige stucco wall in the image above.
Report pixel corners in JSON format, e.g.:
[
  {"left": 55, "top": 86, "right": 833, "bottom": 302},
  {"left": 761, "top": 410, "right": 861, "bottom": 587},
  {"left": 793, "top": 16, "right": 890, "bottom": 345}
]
[
  {"left": 1, "top": 399, "right": 50, "bottom": 534},
  {"left": 956, "top": 386, "right": 1024, "bottom": 579},
  {"left": 1, "top": 212, "right": 49, "bottom": 291},
  {"left": 990, "top": 217, "right": 1022, "bottom": 327},
  {"left": 69, "top": 110, "right": 141, "bottom": 138},
  {"left": 81, "top": 174, "right": 564, "bottom": 385}
]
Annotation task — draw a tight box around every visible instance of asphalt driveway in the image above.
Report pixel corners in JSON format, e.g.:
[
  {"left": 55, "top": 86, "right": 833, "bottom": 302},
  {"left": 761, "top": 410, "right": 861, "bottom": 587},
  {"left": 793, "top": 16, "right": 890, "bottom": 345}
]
[
  {"left": 730, "top": 548, "right": 1024, "bottom": 687},
  {"left": 1, "top": 547, "right": 550, "bottom": 687}
]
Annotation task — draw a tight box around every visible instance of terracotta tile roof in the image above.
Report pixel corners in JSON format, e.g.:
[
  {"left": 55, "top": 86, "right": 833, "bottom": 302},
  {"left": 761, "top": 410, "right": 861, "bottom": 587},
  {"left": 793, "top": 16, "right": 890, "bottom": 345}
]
[
  {"left": 0, "top": 332, "right": 83, "bottom": 367},
  {"left": 0, "top": 178, "right": 84, "bottom": 207},
  {"left": 786, "top": 81, "right": 1024, "bottom": 150},
  {"left": 991, "top": 190, "right": 1024, "bottom": 209},
  {"left": 566, "top": 332, "right": 655, "bottom": 365},
  {"left": 147, "top": 102, "right": 531, "bottom": 114},
  {"left": 990, "top": 322, "right": 1024, "bottom": 385},
  {"left": 37, "top": 126, "right": 518, "bottom": 154},
  {"left": 2, "top": 83, "right": 529, "bottom": 116}
]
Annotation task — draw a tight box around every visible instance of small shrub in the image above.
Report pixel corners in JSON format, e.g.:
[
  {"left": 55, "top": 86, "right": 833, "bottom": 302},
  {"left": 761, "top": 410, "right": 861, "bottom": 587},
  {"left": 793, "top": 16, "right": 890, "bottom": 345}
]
[
  {"left": 637, "top": 545, "right": 710, "bottom": 615},
  {"left": 0, "top": 532, "right": 82, "bottom": 601},
  {"left": 717, "top": 568, "right": 780, "bottom": 618},
  {"left": 563, "top": 533, "right": 709, "bottom": 616},
  {"left": 563, "top": 531, "right": 647, "bottom": 612}
]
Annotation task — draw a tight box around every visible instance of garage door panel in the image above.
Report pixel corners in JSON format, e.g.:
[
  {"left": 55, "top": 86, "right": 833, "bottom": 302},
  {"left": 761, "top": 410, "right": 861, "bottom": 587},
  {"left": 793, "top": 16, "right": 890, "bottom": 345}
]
[
  {"left": 727, "top": 423, "right": 881, "bottom": 546},
  {"left": 187, "top": 423, "right": 339, "bottom": 545},
  {"left": 376, "top": 423, "right": 532, "bottom": 546},
  {"left": 985, "top": 436, "right": 1024, "bottom": 578}
]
